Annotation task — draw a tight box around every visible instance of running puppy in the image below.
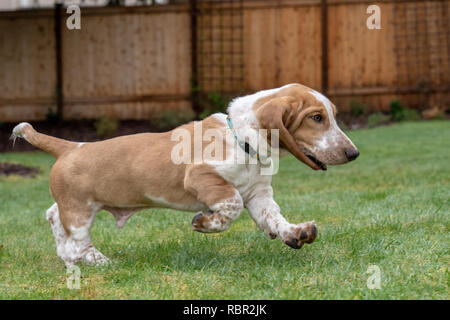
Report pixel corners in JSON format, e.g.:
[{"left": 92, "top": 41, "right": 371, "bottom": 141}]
[{"left": 11, "top": 83, "right": 359, "bottom": 266}]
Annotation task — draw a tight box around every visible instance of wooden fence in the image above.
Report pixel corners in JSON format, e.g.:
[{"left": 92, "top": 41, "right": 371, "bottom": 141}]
[
  {"left": 0, "top": 5, "right": 192, "bottom": 121},
  {"left": 0, "top": 0, "right": 448, "bottom": 122}
]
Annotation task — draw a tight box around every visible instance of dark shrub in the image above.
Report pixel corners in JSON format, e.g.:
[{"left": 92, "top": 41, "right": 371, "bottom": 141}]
[
  {"left": 390, "top": 100, "right": 405, "bottom": 122},
  {"left": 95, "top": 116, "right": 118, "bottom": 138},
  {"left": 389, "top": 100, "right": 420, "bottom": 122},
  {"left": 349, "top": 100, "right": 368, "bottom": 117},
  {"left": 150, "top": 109, "right": 195, "bottom": 130},
  {"left": 368, "top": 112, "right": 390, "bottom": 128}
]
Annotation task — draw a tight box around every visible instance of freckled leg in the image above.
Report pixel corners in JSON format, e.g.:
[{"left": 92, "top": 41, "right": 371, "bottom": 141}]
[
  {"left": 47, "top": 202, "right": 109, "bottom": 267},
  {"left": 185, "top": 165, "right": 243, "bottom": 233},
  {"left": 46, "top": 203, "right": 69, "bottom": 262},
  {"left": 246, "top": 188, "right": 318, "bottom": 249},
  {"left": 191, "top": 191, "right": 243, "bottom": 233}
]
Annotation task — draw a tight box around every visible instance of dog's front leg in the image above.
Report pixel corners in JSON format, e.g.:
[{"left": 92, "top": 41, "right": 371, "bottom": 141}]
[
  {"left": 185, "top": 164, "right": 244, "bottom": 233},
  {"left": 246, "top": 188, "right": 318, "bottom": 249}
]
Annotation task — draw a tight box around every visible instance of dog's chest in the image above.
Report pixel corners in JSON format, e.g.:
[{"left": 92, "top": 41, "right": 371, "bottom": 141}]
[{"left": 212, "top": 162, "right": 272, "bottom": 201}]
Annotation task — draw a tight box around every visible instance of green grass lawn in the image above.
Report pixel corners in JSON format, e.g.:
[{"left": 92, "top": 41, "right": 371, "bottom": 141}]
[{"left": 0, "top": 121, "right": 449, "bottom": 299}]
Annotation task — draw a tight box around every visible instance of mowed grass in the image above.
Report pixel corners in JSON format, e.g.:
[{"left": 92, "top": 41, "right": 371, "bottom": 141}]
[{"left": 0, "top": 121, "right": 449, "bottom": 300}]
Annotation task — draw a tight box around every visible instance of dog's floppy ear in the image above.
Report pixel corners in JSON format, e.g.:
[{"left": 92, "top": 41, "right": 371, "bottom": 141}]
[{"left": 255, "top": 96, "right": 321, "bottom": 170}]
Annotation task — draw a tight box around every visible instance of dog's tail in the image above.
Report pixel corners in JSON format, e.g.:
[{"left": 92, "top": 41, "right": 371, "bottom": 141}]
[{"left": 10, "top": 122, "right": 77, "bottom": 158}]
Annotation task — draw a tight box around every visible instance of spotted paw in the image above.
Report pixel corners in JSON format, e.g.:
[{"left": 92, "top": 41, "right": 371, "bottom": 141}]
[
  {"left": 84, "top": 248, "right": 110, "bottom": 266},
  {"left": 191, "top": 210, "right": 214, "bottom": 233},
  {"left": 284, "top": 221, "right": 318, "bottom": 249}
]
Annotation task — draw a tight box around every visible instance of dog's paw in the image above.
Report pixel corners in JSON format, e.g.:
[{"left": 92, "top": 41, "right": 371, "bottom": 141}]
[
  {"left": 284, "top": 221, "right": 318, "bottom": 249},
  {"left": 84, "top": 248, "right": 110, "bottom": 266},
  {"left": 191, "top": 210, "right": 215, "bottom": 233}
]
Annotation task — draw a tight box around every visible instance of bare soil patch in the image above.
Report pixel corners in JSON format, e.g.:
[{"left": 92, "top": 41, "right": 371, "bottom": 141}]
[{"left": 0, "top": 162, "right": 39, "bottom": 177}]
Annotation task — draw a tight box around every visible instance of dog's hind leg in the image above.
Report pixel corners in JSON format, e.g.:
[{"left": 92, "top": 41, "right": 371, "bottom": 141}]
[
  {"left": 46, "top": 203, "right": 70, "bottom": 263},
  {"left": 48, "top": 202, "right": 109, "bottom": 267},
  {"left": 185, "top": 165, "right": 243, "bottom": 233}
]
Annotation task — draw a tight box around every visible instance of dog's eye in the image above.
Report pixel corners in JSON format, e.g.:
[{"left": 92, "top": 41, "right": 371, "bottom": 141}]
[{"left": 312, "top": 115, "right": 322, "bottom": 123}]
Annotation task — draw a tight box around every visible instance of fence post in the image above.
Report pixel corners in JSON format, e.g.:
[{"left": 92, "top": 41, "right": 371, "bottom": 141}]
[
  {"left": 321, "top": 0, "right": 328, "bottom": 94},
  {"left": 190, "top": 0, "right": 201, "bottom": 118},
  {"left": 54, "top": 2, "right": 64, "bottom": 121}
]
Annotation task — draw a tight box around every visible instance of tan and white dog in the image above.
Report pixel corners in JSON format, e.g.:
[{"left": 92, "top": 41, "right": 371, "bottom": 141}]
[{"left": 11, "top": 83, "right": 358, "bottom": 267}]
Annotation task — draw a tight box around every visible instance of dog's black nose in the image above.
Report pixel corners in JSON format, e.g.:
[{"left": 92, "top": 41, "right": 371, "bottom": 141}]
[{"left": 345, "top": 148, "right": 359, "bottom": 161}]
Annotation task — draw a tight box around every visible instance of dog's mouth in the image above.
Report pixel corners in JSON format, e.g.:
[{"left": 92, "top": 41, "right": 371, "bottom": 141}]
[
  {"left": 301, "top": 147, "right": 327, "bottom": 171},
  {"left": 307, "top": 154, "right": 327, "bottom": 171}
]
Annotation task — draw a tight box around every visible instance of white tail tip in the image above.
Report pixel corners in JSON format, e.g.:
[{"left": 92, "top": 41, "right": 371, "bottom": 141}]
[{"left": 10, "top": 122, "right": 31, "bottom": 147}]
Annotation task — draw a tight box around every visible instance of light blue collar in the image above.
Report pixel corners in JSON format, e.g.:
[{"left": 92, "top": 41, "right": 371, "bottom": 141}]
[{"left": 226, "top": 115, "right": 266, "bottom": 161}]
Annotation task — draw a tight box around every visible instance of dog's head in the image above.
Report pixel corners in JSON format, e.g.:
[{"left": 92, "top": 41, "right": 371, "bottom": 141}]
[{"left": 254, "top": 85, "right": 359, "bottom": 170}]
